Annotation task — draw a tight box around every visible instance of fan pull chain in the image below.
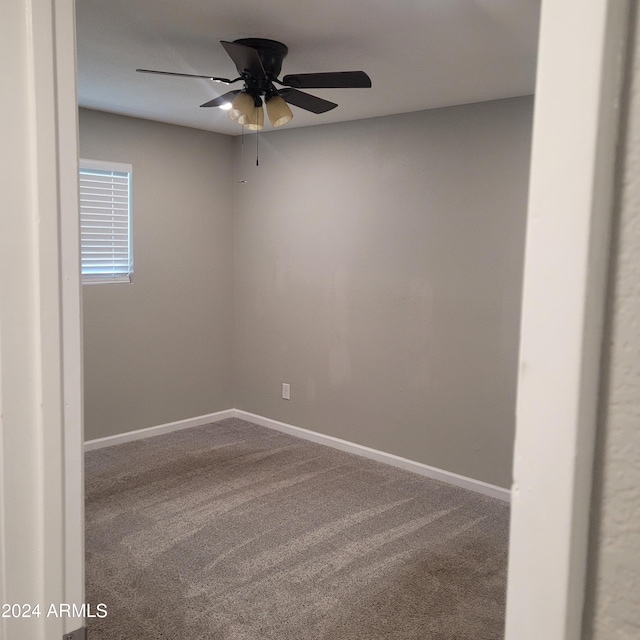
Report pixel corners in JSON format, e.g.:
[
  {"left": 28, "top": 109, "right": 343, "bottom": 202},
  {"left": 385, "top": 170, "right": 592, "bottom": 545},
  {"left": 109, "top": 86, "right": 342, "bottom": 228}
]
[
  {"left": 256, "top": 129, "right": 259, "bottom": 167},
  {"left": 238, "top": 125, "right": 248, "bottom": 184}
]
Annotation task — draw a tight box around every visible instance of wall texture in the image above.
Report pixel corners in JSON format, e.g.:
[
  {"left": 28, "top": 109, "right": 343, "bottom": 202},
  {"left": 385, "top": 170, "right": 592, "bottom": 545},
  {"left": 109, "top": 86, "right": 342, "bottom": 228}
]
[
  {"left": 79, "top": 110, "right": 234, "bottom": 440},
  {"left": 234, "top": 97, "right": 533, "bottom": 488},
  {"left": 585, "top": 8, "right": 640, "bottom": 637}
]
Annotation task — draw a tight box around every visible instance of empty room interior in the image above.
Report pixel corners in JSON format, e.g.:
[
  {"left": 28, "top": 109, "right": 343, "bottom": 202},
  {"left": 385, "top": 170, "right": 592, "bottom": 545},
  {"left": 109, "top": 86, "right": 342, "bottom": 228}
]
[{"left": 77, "top": 1, "right": 540, "bottom": 638}]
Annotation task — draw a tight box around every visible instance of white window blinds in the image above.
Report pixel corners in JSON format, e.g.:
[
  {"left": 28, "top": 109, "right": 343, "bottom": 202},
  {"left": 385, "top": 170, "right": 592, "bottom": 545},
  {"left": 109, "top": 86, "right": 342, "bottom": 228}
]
[{"left": 79, "top": 159, "right": 133, "bottom": 283}]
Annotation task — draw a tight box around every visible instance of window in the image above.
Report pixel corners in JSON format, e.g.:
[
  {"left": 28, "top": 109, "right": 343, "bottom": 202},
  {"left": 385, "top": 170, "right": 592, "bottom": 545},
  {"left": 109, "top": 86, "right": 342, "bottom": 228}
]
[{"left": 79, "top": 159, "right": 133, "bottom": 283}]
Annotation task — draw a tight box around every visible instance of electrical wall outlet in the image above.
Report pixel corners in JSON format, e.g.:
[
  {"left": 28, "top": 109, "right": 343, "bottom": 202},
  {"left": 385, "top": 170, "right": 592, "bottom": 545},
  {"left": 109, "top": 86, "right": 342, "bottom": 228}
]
[{"left": 282, "top": 383, "right": 290, "bottom": 400}]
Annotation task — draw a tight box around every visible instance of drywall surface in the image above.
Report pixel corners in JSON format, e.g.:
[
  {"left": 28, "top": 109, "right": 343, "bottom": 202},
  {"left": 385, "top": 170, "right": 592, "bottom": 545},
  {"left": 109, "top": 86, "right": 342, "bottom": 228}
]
[
  {"left": 234, "top": 97, "right": 533, "bottom": 488},
  {"left": 79, "top": 109, "right": 234, "bottom": 440},
  {"left": 585, "top": 11, "right": 640, "bottom": 637}
]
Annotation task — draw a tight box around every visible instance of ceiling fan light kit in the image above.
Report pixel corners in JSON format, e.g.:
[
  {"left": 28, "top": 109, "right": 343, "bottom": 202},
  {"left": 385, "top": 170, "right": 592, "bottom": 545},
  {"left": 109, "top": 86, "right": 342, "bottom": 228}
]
[{"left": 136, "top": 37, "right": 371, "bottom": 132}]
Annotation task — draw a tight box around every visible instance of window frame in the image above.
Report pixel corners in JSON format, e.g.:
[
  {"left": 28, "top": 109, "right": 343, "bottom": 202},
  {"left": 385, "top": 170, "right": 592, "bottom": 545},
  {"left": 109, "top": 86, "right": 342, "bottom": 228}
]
[{"left": 79, "top": 158, "right": 133, "bottom": 285}]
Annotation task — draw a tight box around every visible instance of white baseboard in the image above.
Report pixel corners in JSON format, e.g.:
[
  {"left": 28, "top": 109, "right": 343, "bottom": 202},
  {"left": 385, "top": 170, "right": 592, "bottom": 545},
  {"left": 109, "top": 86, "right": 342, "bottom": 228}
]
[
  {"left": 83, "top": 408, "right": 510, "bottom": 502},
  {"left": 84, "top": 409, "right": 235, "bottom": 451},
  {"left": 233, "top": 409, "right": 511, "bottom": 503}
]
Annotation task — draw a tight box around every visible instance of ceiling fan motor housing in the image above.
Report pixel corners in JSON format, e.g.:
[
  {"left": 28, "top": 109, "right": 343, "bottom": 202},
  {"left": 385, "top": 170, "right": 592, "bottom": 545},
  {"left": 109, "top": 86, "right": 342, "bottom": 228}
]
[{"left": 234, "top": 38, "right": 288, "bottom": 80}]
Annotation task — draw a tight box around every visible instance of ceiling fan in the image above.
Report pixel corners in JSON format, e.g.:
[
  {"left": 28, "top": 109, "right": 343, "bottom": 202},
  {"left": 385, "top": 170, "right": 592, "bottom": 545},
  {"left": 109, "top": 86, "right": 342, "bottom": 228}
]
[{"left": 136, "top": 38, "right": 372, "bottom": 130}]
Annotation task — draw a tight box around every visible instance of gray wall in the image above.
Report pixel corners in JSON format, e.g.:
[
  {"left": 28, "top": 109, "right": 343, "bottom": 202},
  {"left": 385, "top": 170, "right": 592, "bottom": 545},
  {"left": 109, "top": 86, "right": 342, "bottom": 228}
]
[
  {"left": 585, "top": 7, "right": 640, "bottom": 637},
  {"left": 234, "top": 97, "right": 533, "bottom": 488},
  {"left": 79, "top": 109, "right": 235, "bottom": 440}
]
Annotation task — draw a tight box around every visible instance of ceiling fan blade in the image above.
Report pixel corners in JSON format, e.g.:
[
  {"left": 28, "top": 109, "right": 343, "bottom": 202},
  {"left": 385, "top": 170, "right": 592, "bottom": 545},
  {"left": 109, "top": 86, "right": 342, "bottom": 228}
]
[
  {"left": 281, "top": 71, "right": 371, "bottom": 89},
  {"left": 136, "top": 68, "right": 235, "bottom": 84},
  {"left": 279, "top": 89, "right": 337, "bottom": 114},
  {"left": 220, "top": 41, "right": 267, "bottom": 79},
  {"left": 200, "top": 90, "right": 241, "bottom": 108}
]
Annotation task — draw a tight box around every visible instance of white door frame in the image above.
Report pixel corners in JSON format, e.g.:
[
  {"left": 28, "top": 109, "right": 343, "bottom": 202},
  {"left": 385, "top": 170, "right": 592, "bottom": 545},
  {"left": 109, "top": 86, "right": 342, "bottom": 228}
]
[
  {"left": 57, "top": 0, "right": 86, "bottom": 625},
  {"left": 0, "top": 0, "right": 629, "bottom": 639},
  {"left": 505, "top": 0, "right": 630, "bottom": 638},
  {"left": 0, "top": 0, "right": 83, "bottom": 638}
]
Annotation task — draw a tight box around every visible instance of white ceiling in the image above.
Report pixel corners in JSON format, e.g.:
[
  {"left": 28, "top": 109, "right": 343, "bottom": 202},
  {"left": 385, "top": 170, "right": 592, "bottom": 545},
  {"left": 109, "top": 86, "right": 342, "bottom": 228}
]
[{"left": 76, "top": 0, "right": 541, "bottom": 137}]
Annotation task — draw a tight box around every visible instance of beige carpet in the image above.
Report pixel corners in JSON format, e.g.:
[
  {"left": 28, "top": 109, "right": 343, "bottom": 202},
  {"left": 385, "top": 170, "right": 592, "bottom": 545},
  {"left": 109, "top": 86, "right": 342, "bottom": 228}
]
[{"left": 85, "top": 418, "right": 509, "bottom": 639}]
